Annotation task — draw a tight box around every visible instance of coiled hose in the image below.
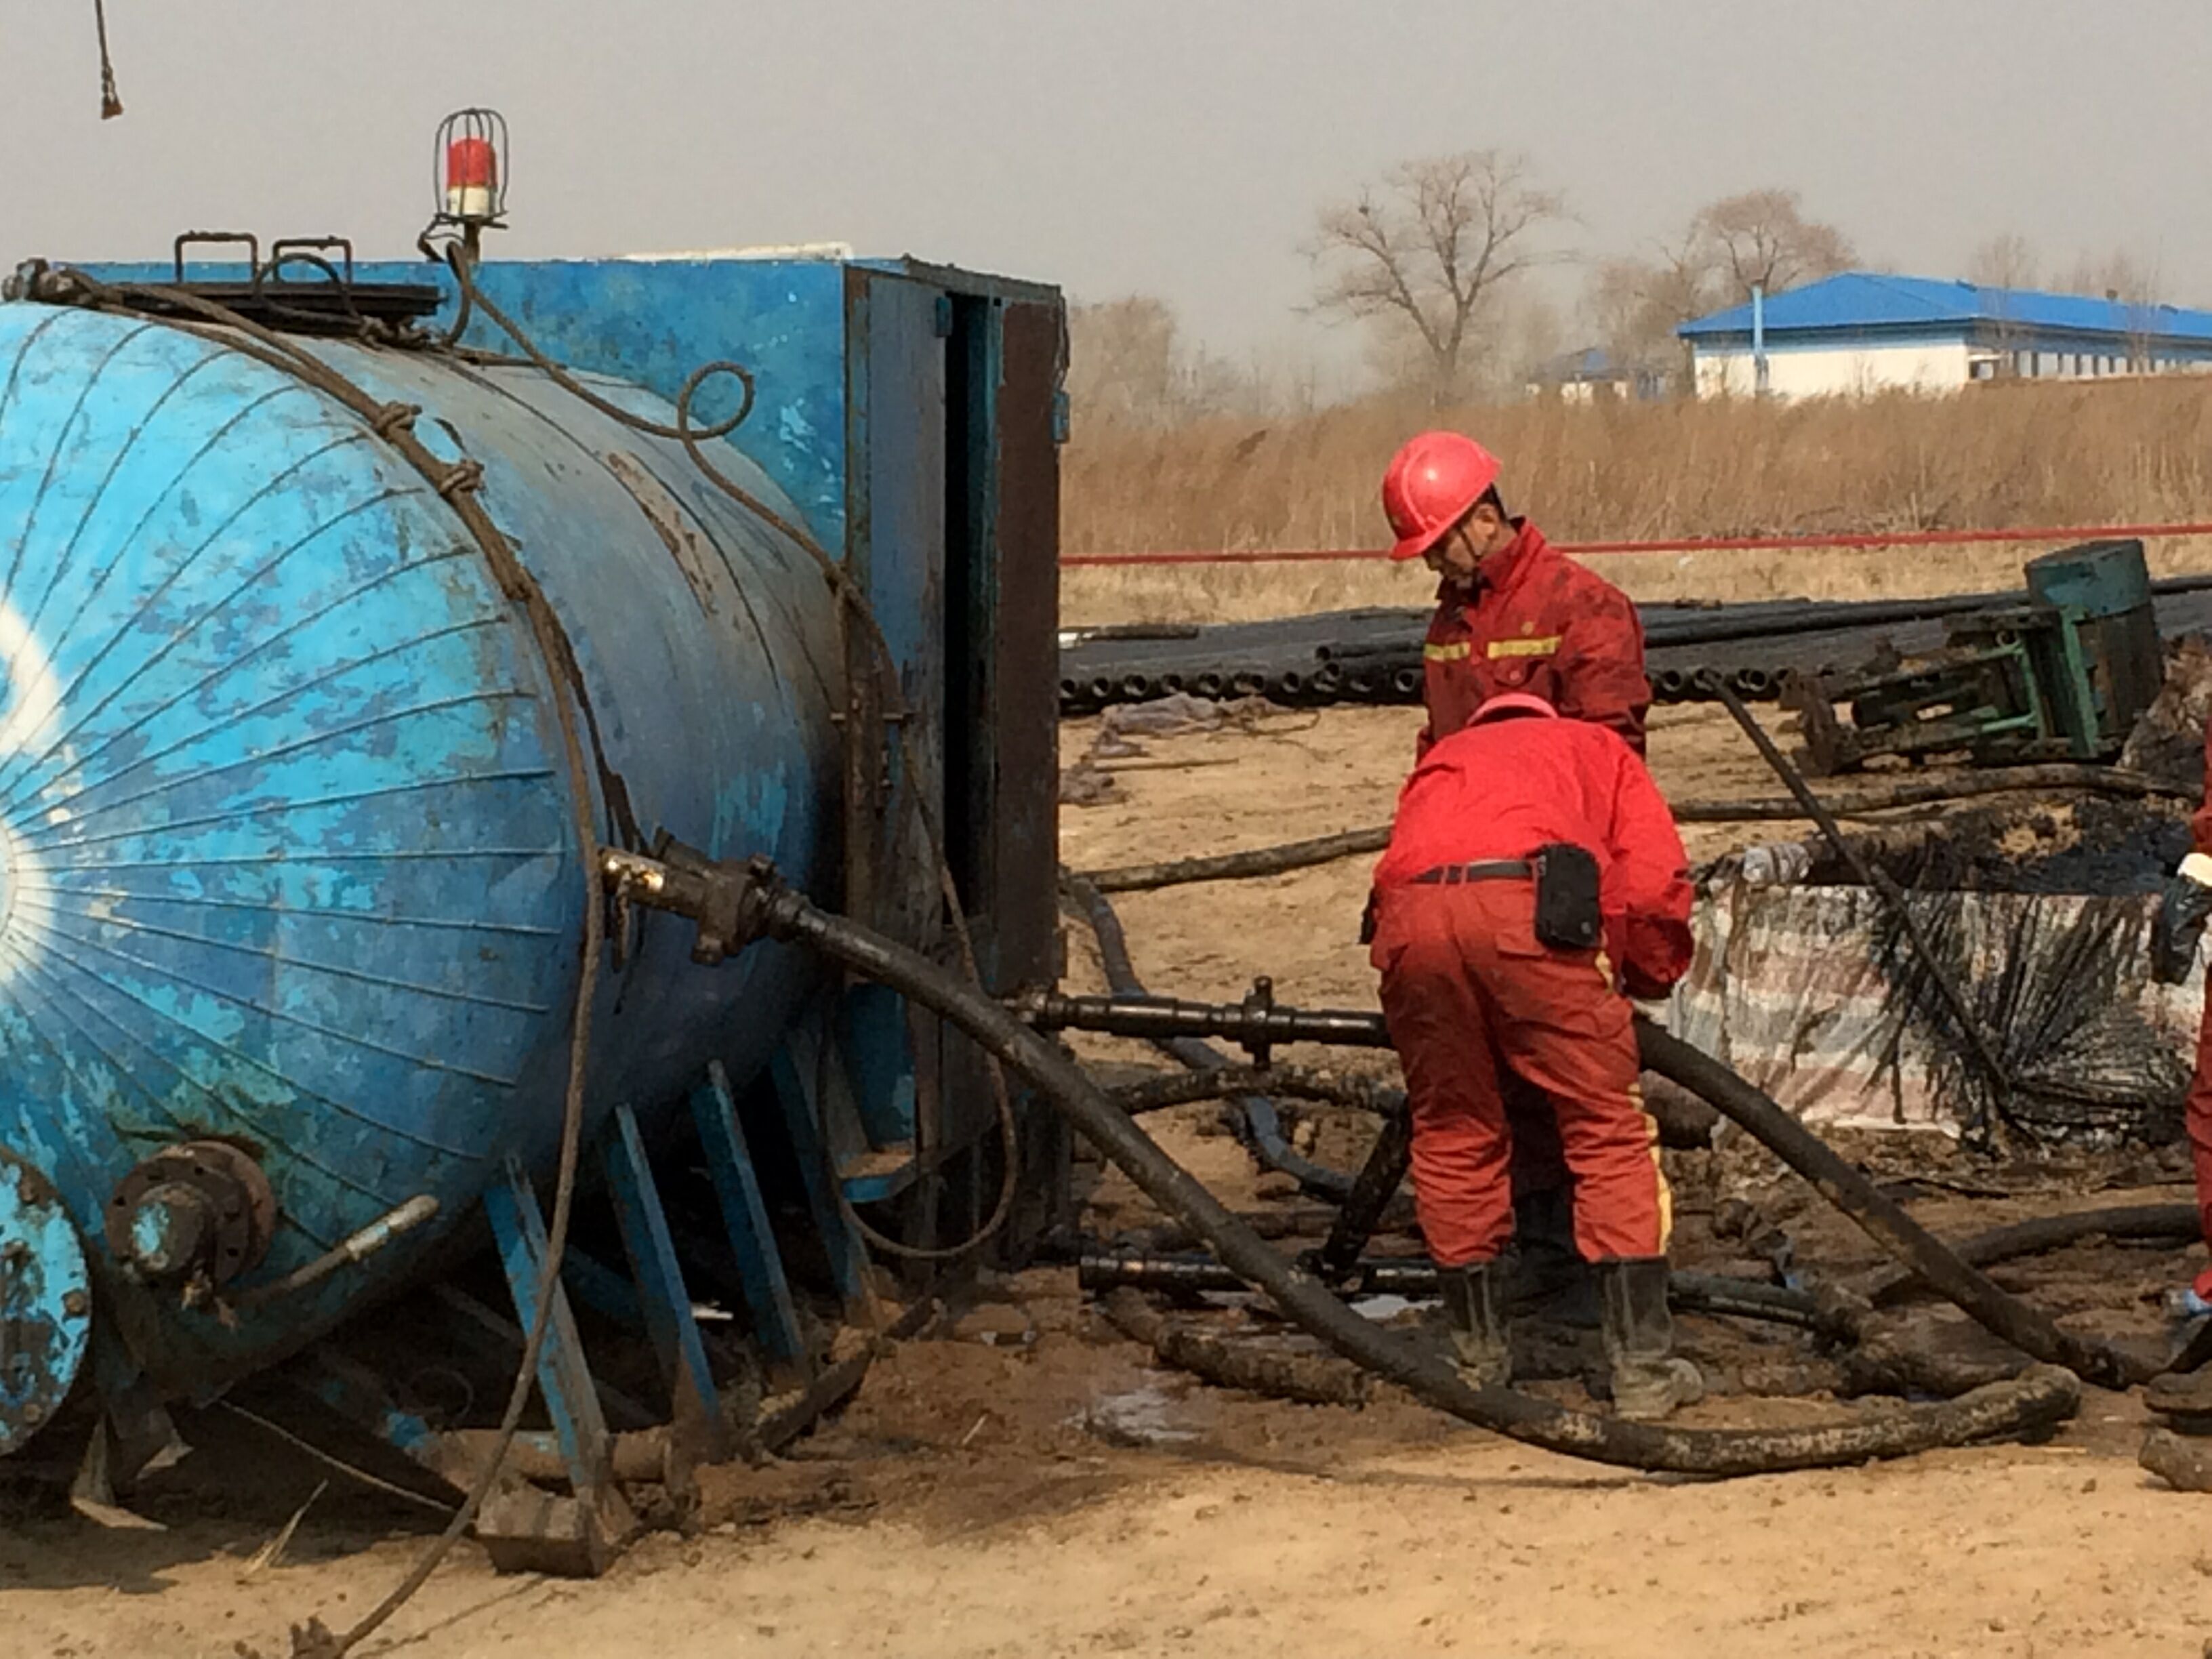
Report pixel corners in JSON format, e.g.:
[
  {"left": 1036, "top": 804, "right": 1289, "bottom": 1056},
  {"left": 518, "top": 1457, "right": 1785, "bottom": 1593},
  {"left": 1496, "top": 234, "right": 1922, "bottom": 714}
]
[{"left": 735, "top": 870, "right": 2081, "bottom": 1477}]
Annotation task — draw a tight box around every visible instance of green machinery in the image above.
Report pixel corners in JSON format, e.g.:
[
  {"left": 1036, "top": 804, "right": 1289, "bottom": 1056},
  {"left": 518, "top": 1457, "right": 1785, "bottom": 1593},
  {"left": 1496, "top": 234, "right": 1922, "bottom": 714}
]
[{"left": 1788, "top": 539, "right": 2165, "bottom": 776}]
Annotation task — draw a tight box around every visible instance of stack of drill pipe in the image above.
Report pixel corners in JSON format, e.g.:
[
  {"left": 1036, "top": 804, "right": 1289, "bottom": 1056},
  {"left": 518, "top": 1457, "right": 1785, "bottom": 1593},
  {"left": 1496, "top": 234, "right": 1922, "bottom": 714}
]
[{"left": 1058, "top": 576, "right": 2212, "bottom": 716}]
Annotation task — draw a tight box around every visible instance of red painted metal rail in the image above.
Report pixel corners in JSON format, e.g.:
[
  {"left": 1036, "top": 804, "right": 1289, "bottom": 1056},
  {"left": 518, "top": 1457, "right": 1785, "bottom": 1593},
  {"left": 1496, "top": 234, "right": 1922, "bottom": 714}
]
[{"left": 1061, "top": 521, "right": 2212, "bottom": 568}]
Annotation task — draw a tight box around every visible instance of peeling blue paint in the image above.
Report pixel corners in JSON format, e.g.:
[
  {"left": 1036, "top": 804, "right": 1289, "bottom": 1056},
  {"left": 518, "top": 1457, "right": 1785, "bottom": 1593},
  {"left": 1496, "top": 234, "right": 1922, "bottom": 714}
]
[
  {"left": 0, "top": 1148, "right": 92, "bottom": 1452},
  {"left": 0, "top": 249, "right": 1065, "bottom": 1445},
  {"left": 0, "top": 300, "right": 841, "bottom": 1407}
]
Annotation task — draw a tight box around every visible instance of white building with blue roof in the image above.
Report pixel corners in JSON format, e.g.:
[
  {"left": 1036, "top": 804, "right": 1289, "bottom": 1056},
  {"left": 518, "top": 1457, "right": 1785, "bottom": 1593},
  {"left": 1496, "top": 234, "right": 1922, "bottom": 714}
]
[{"left": 1677, "top": 272, "right": 2212, "bottom": 399}]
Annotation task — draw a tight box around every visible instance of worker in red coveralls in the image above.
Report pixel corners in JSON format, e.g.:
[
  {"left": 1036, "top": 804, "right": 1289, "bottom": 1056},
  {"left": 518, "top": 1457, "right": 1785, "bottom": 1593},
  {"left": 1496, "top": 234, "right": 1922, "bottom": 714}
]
[
  {"left": 1367, "top": 691, "right": 1702, "bottom": 1418},
  {"left": 1378, "top": 430, "right": 1656, "bottom": 1326},
  {"left": 2150, "top": 734, "right": 2212, "bottom": 1325},
  {"left": 1382, "top": 430, "right": 1651, "bottom": 757}
]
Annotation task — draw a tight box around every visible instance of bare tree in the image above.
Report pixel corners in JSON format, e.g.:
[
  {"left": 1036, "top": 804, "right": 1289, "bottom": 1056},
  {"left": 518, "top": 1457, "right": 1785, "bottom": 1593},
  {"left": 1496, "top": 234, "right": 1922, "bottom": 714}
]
[
  {"left": 1067, "top": 297, "right": 1184, "bottom": 429},
  {"left": 1692, "top": 188, "right": 1855, "bottom": 299},
  {"left": 1507, "top": 291, "right": 1567, "bottom": 394},
  {"left": 1067, "top": 295, "right": 1303, "bottom": 427},
  {"left": 1967, "top": 232, "right": 2039, "bottom": 291},
  {"left": 2058, "top": 251, "right": 2165, "bottom": 371},
  {"left": 2058, "top": 249, "right": 2158, "bottom": 302},
  {"left": 1967, "top": 233, "right": 2039, "bottom": 376},
  {"left": 1582, "top": 234, "right": 1721, "bottom": 396},
  {"left": 1311, "top": 150, "right": 1567, "bottom": 405},
  {"left": 1584, "top": 259, "right": 1656, "bottom": 375}
]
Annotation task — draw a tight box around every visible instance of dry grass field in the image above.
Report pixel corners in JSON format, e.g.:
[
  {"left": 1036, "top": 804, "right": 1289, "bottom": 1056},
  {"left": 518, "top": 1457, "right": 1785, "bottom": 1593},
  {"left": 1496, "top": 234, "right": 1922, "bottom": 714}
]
[
  {"left": 1062, "top": 534, "right": 2212, "bottom": 627},
  {"left": 1062, "top": 380, "right": 2212, "bottom": 624}
]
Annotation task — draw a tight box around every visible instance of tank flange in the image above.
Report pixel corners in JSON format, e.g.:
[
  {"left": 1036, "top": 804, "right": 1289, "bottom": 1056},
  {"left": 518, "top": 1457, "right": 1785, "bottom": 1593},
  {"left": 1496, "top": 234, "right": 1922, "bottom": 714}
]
[
  {"left": 0, "top": 1148, "right": 94, "bottom": 1454},
  {"left": 104, "top": 1141, "right": 277, "bottom": 1290}
]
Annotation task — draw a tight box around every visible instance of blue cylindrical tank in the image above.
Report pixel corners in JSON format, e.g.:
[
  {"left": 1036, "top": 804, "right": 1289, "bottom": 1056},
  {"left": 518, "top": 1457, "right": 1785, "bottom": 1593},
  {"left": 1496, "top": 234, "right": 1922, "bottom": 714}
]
[{"left": 0, "top": 302, "right": 843, "bottom": 1429}]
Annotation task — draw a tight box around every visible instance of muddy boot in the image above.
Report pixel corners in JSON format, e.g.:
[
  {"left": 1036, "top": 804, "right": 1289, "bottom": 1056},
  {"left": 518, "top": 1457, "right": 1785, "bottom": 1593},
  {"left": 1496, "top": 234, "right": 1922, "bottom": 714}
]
[
  {"left": 1504, "top": 1186, "right": 1599, "bottom": 1330},
  {"left": 1437, "top": 1262, "right": 1511, "bottom": 1389},
  {"left": 1597, "top": 1258, "right": 1704, "bottom": 1420}
]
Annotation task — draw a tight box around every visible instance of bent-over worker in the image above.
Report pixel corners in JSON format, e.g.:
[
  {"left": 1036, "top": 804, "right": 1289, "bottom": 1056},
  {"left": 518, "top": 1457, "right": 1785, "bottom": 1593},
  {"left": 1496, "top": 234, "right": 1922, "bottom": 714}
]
[
  {"left": 1366, "top": 691, "right": 1701, "bottom": 1418},
  {"left": 1380, "top": 430, "right": 1651, "bottom": 756},
  {"left": 2150, "top": 735, "right": 2212, "bottom": 1318}
]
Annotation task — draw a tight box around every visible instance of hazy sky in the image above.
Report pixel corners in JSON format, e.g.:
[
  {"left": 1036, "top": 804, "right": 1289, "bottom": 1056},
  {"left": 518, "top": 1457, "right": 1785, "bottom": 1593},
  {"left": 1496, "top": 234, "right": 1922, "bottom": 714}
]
[{"left": 5, "top": 1, "right": 2208, "bottom": 381}]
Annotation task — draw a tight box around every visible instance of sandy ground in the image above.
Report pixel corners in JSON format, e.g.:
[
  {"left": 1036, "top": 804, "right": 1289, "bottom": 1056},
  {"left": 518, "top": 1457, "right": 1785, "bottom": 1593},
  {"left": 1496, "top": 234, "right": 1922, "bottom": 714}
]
[{"left": 13, "top": 701, "right": 2212, "bottom": 1659}]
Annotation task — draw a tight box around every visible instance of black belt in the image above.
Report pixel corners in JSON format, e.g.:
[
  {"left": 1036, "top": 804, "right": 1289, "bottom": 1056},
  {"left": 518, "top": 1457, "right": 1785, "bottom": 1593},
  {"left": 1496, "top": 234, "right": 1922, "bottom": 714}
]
[{"left": 1409, "top": 859, "right": 1533, "bottom": 886}]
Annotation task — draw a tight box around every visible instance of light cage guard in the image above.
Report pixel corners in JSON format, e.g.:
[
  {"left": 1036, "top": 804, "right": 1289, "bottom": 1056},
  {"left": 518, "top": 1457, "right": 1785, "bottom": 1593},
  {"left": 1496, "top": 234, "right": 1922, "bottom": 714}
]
[{"left": 434, "top": 107, "right": 510, "bottom": 227}]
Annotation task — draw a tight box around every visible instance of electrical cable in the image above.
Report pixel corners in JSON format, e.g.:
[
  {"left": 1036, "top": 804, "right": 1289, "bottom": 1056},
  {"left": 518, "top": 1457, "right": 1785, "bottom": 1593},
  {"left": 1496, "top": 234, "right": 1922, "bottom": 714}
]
[
  {"left": 438, "top": 247, "right": 754, "bottom": 443},
  {"left": 218, "top": 1402, "right": 458, "bottom": 1519}
]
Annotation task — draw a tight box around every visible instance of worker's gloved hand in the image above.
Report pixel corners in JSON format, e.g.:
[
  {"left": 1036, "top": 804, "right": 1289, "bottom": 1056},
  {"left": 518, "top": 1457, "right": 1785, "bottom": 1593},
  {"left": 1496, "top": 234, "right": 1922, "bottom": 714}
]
[{"left": 2152, "top": 853, "right": 2212, "bottom": 984}]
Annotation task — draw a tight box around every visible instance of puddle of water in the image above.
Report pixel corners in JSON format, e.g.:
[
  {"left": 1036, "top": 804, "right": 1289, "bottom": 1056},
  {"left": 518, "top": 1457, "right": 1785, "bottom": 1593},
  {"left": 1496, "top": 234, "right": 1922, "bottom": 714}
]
[
  {"left": 1075, "top": 1378, "right": 1200, "bottom": 1444},
  {"left": 1349, "top": 1294, "right": 1431, "bottom": 1322}
]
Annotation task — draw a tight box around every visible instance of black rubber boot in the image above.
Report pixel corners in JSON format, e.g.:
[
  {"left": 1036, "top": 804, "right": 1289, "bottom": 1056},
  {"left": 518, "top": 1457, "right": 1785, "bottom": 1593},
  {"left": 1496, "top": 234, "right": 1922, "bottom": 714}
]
[
  {"left": 1437, "top": 1262, "right": 1511, "bottom": 1389},
  {"left": 1597, "top": 1257, "right": 1704, "bottom": 1420},
  {"left": 1504, "top": 1186, "right": 1599, "bottom": 1330}
]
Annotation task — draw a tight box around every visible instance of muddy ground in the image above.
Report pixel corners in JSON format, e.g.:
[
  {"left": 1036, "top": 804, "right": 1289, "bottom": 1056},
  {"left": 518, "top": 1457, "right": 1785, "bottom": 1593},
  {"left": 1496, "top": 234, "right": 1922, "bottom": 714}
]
[{"left": 12, "top": 702, "right": 2212, "bottom": 1658}]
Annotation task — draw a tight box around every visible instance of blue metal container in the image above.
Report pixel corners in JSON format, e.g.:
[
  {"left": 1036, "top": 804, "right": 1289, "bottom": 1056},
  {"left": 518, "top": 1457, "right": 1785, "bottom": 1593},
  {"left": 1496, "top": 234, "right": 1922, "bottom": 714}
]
[{"left": 0, "top": 302, "right": 842, "bottom": 1431}]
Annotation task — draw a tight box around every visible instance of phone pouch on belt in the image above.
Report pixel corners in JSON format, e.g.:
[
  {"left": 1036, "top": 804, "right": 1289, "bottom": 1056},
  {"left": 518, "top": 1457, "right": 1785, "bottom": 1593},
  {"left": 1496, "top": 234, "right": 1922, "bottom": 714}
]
[{"left": 1532, "top": 842, "right": 1603, "bottom": 950}]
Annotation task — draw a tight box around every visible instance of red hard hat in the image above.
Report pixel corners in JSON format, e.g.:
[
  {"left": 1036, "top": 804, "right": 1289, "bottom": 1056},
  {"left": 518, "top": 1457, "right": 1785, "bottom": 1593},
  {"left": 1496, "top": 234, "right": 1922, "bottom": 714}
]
[
  {"left": 1470, "top": 692, "right": 1557, "bottom": 724},
  {"left": 1382, "top": 431, "right": 1502, "bottom": 562}
]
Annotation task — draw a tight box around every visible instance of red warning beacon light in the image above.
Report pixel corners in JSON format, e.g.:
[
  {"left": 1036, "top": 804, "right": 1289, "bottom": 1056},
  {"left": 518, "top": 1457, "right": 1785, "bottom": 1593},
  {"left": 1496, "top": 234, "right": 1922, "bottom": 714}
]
[
  {"left": 434, "top": 108, "right": 508, "bottom": 229},
  {"left": 445, "top": 136, "right": 497, "bottom": 220}
]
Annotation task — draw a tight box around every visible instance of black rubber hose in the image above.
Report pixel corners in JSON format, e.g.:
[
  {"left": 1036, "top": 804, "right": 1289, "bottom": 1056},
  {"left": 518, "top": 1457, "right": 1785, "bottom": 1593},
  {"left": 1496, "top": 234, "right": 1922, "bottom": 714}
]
[
  {"left": 1080, "top": 826, "right": 1393, "bottom": 894},
  {"left": 1711, "top": 684, "right": 2017, "bottom": 1145},
  {"left": 1078, "top": 1250, "right": 1826, "bottom": 1330},
  {"left": 1109, "top": 1064, "right": 1404, "bottom": 1118},
  {"left": 1866, "top": 1202, "right": 2200, "bottom": 1309},
  {"left": 1061, "top": 871, "right": 1352, "bottom": 1199},
  {"left": 1107, "top": 1059, "right": 1717, "bottom": 1152},
  {"left": 1078, "top": 761, "right": 2187, "bottom": 892},
  {"left": 1099, "top": 1288, "right": 1371, "bottom": 1408},
  {"left": 747, "top": 880, "right": 2081, "bottom": 1473},
  {"left": 1034, "top": 958, "right": 2152, "bottom": 1389},
  {"left": 1315, "top": 1110, "right": 1412, "bottom": 1281},
  {"left": 1639, "top": 1025, "right": 2150, "bottom": 1389}
]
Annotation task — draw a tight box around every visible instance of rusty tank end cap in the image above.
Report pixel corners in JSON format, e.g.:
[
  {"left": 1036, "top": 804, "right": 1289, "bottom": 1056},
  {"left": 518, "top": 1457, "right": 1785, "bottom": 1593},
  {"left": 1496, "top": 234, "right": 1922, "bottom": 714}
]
[{"left": 0, "top": 1147, "right": 94, "bottom": 1456}]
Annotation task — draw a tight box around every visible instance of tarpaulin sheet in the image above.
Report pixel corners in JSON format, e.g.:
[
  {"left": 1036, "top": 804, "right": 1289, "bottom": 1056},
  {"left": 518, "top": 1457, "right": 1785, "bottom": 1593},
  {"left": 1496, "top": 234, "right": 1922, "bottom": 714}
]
[{"left": 1670, "top": 874, "right": 2198, "bottom": 1143}]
